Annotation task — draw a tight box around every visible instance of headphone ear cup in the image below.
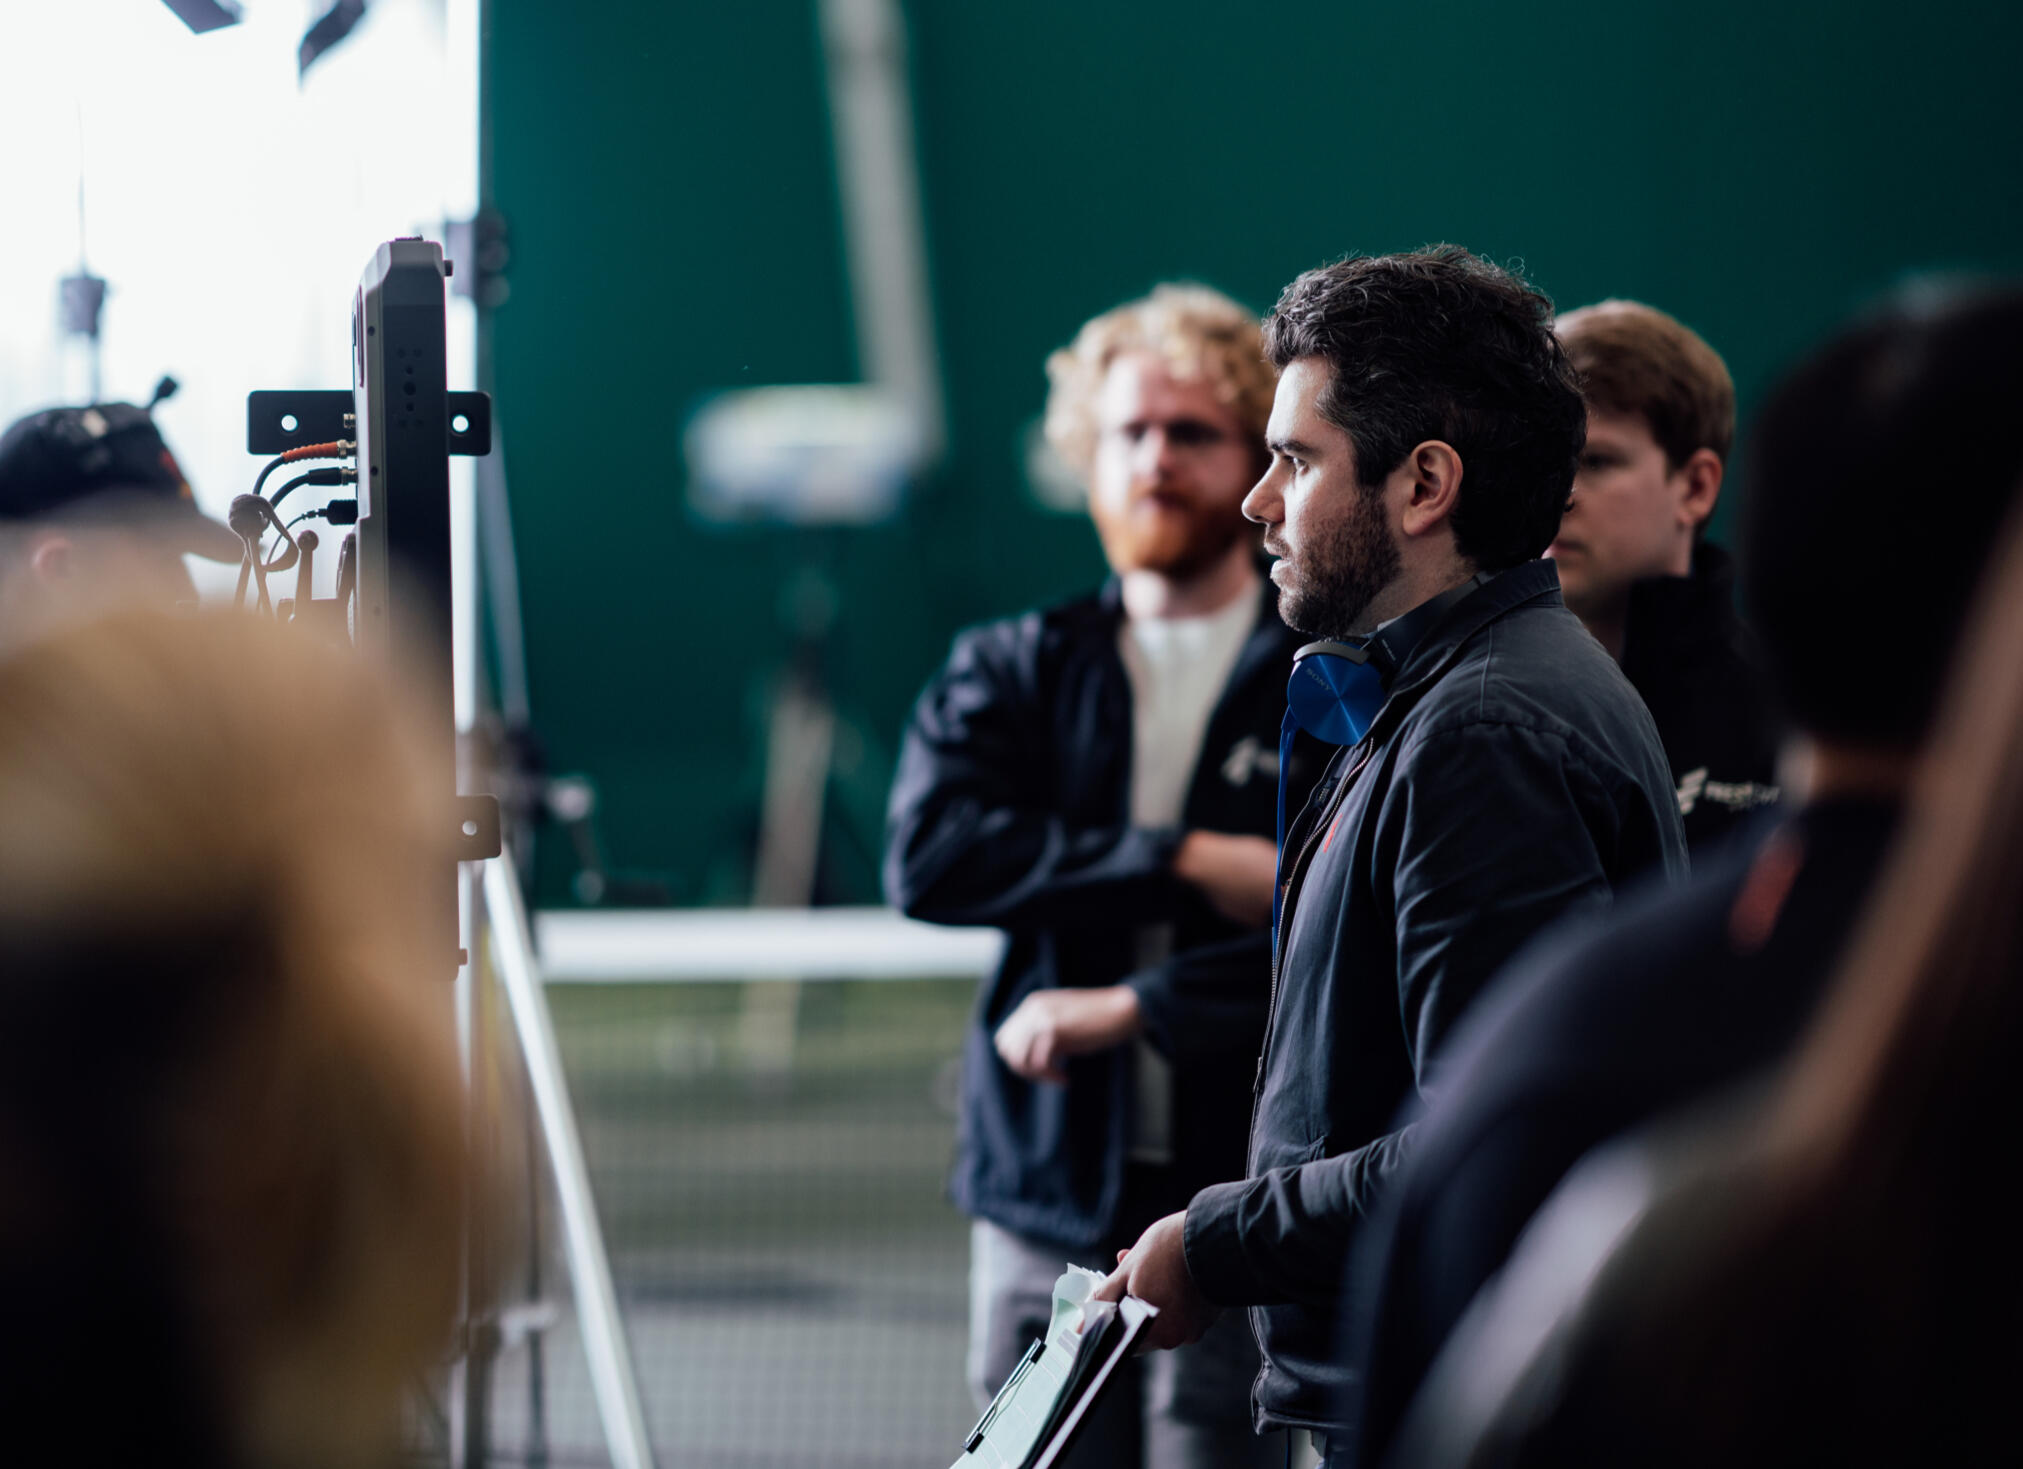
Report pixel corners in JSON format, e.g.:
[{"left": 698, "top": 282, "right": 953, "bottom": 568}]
[{"left": 1287, "top": 650, "right": 1387, "bottom": 746}]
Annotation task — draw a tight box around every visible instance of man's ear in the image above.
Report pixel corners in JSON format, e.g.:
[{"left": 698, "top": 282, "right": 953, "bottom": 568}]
[
  {"left": 1676, "top": 448, "right": 1723, "bottom": 532},
  {"left": 27, "top": 532, "right": 76, "bottom": 583},
  {"left": 1399, "top": 440, "right": 1464, "bottom": 539}
]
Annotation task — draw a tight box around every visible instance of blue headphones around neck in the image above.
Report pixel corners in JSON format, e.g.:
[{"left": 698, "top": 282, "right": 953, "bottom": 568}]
[
  {"left": 1273, "top": 642, "right": 1386, "bottom": 929},
  {"left": 1286, "top": 640, "right": 1388, "bottom": 748},
  {"left": 1270, "top": 574, "right": 1490, "bottom": 933}
]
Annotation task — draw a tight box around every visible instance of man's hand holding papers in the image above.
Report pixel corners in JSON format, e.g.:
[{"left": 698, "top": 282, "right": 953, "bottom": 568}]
[{"left": 1094, "top": 1209, "right": 1218, "bottom": 1352}]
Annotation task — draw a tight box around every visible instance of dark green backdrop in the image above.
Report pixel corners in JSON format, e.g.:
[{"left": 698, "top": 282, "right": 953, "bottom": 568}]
[{"left": 486, "top": 0, "right": 2023, "bottom": 907}]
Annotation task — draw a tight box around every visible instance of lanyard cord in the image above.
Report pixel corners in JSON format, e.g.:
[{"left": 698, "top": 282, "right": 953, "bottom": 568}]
[{"left": 1272, "top": 706, "right": 1300, "bottom": 941}]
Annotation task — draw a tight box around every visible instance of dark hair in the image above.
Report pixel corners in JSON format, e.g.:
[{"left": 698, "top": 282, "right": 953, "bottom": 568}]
[
  {"left": 1557, "top": 299, "right": 1735, "bottom": 466},
  {"left": 1262, "top": 246, "right": 1587, "bottom": 570},
  {"left": 1740, "top": 285, "right": 2023, "bottom": 746}
]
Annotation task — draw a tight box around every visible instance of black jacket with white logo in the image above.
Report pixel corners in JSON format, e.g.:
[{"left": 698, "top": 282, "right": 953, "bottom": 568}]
[
  {"left": 884, "top": 577, "right": 1326, "bottom": 1250},
  {"left": 1620, "top": 543, "right": 1783, "bottom": 850}
]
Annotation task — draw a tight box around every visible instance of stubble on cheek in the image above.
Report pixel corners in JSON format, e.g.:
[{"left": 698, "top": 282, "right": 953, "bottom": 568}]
[{"left": 1283, "top": 490, "right": 1399, "bottom": 640}]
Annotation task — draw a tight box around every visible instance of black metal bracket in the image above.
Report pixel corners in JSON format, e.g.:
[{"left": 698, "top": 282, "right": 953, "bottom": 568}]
[
  {"left": 247, "top": 388, "right": 492, "bottom": 456},
  {"left": 455, "top": 795, "right": 503, "bottom": 862},
  {"left": 446, "top": 392, "right": 493, "bottom": 456},
  {"left": 247, "top": 389, "right": 349, "bottom": 451}
]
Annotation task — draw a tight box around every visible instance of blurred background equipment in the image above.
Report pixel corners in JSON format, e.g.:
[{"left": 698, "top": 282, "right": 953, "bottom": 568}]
[
  {"left": 489, "top": 0, "right": 2023, "bottom": 917},
  {"left": 300, "top": 0, "right": 371, "bottom": 77},
  {"left": 159, "top": 0, "right": 242, "bottom": 33},
  {"left": 54, "top": 272, "right": 107, "bottom": 395},
  {"left": 236, "top": 234, "right": 666, "bottom": 1468},
  {"left": 241, "top": 238, "right": 500, "bottom": 959},
  {"left": 58, "top": 105, "right": 108, "bottom": 404},
  {"left": 684, "top": 0, "right": 941, "bottom": 530},
  {"left": 678, "top": 0, "right": 943, "bottom": 1113},
  {"left": 159, "top": 0, "right": 371, "bottom": 78}
]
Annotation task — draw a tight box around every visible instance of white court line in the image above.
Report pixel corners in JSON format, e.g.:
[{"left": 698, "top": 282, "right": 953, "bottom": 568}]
[{"left": 534, "top": 905, "right": 1004, "bottom": 983}]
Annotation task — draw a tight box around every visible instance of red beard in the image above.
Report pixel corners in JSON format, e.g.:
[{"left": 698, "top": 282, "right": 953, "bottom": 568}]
[{"left": 1090, "top": 488, "right": 1252, "bottom": 579}]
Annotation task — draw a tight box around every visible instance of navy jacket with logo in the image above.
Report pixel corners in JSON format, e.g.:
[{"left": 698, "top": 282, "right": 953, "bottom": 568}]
[
  {"left": 884, "top": 576, "right": 1325, "bottom": 1250},
  {"left": 1180, "top": 559, "right": 1688, "bottom": 1433}
]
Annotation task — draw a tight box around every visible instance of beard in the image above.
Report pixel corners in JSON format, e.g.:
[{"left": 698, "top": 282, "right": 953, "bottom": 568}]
[
  {"left": 1090, "top": 487, "right": 1252, "bottom": 580},
  {"left": 1274, "top": 484, "right": 1401, "bottom": 639}
]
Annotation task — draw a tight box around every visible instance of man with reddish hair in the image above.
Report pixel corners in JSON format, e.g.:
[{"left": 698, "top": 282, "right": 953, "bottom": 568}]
[
  {"left": 1549, "top": 300, "right": 1780, "bottom": 849},
  {"left": 887, "top": 284, "right": 1318, "bottom": 1466}
]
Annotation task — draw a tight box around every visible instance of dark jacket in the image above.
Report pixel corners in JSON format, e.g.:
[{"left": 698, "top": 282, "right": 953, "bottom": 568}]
[
  {"left": 1619, "top": 543, "right": 1782, "bottom": 850},
  {"left": 884, "top": 577, "right": 1325, "bottom": 1250},
  {"left": 1342, "top": 797, "right": 1900, "bottom": 1469},
  {"left": 1180, "top": 559, "right": 1687, "bottom": 1434}
]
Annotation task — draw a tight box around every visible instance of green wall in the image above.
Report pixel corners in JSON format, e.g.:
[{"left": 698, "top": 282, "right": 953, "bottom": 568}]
[{"left": 488, "top": 0, "right": 2023, "bottom": 906}]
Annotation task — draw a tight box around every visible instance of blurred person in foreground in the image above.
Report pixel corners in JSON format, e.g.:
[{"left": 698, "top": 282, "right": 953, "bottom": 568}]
[
  {"left": 0, "top": 612, "right": 467, "bottom": 1468},
  {"left": 1391, "top": 479, "right": 2023, "bottom": 1468},
  {"left": 885, "top": 284, "right": 1320, "bottom": 1466},
  {"left": 1550, "top": 301, "right": 1781, "bottom": 849},
  {"left": 1094, "top": 248, "right": 1683, "bottom": 1461},
  {"left": 0, "top": 401, "right": 241, "bottom": 655},
  {"left": 1343, "top": 285, "right": 2023, "bottom": 1469}
]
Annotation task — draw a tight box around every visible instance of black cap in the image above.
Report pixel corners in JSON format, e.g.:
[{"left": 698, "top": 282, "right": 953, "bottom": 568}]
[{"left": 0, "top": 403, "right": 242, "bottom": 562}]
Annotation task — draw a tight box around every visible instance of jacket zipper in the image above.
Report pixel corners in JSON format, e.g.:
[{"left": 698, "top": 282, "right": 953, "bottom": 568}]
[
  {"left": 1240, "top": 587, "right": 1500, "bottom": 1136},
  {"left": 1248, "top": 745, "right": 1375, "bottom": 1142}
]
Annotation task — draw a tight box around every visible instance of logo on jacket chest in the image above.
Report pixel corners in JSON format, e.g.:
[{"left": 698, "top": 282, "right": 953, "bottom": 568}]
[{"left": 1220, "top": 734, "right": 1280, "bottom": 787}]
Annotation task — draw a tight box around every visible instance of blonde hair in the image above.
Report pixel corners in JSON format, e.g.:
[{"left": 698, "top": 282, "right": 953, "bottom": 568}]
[
  {"left": 1043, "top": 283, "right": 1277, "bottom": 474},
  {"left": 0, "top": 613, "right": 469, "bottom": 1469}
]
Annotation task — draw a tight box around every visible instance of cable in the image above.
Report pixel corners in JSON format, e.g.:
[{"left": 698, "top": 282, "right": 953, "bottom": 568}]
[
  {"left": 264, "top": 486, "right": 316, "bottom": 559},
  {"left": 263, "top": 465, "right": 351, "bottom": 560},
  {"left": 251, "top": 439, "right": 352, "bottom": 500},
  {"left": 263, "top": 468, "right": 356, "bottom": 563},
  {"left": 229, "top": 493, "right": 303, "bottom": 615},
  {"left": 269, "top": 465, "right": 350, "bottom": 512},
  {"left": 253, "top": 440, "right": 349, "bottom": 498},
  {"left": 271, "top": 499, "right": 358, "bottom": 563}
]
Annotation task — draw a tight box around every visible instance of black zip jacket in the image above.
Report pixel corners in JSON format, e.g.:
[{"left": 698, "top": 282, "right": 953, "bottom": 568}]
[
  {"left": 884, "top": 577, "right": 1325, "bottom": 1250},
  {"left": 1619, "top": 543, "right": 1783, "bottom": 850},
  {"left": 1179, "top": 560, "right": 1688, "bottom": 1434}
]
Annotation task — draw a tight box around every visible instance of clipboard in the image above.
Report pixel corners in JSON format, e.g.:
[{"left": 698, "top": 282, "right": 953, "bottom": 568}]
[{"left": 949, "top": 1290, "right": 1158, "bottom": 1469}]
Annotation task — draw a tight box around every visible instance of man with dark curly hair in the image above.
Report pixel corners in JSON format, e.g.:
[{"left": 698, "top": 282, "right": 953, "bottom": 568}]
[{"left": 1096, "top": 247, "right": 1686, "bottom": 1462}]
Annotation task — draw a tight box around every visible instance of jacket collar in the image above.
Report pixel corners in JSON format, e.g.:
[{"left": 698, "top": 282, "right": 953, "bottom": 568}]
[
  {"left": 1361, "top": 573, "right": 1489, "bottom": 680},
  {"left": 1621, "top": 542, "right": 1740, "bottom": 667},
  {"left": 1356, "top": 558, "right": 1564, "bottom": 747}
]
